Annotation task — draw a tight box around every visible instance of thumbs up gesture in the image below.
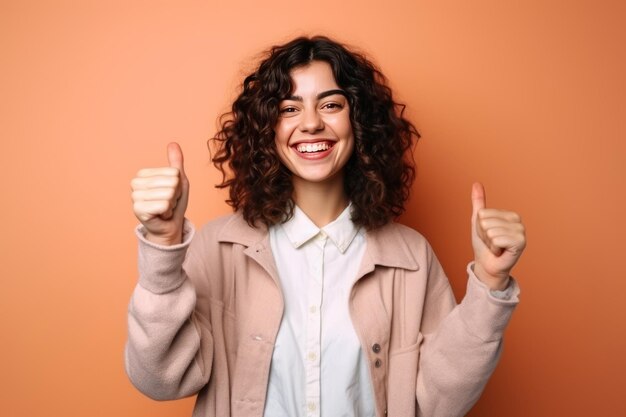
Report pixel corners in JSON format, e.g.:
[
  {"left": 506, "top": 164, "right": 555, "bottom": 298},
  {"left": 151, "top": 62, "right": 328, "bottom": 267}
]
[
  {"left": 130, "top": 142, "right": 190, "bottom": 245},
  {"left": 471, "top": 183, "right": 526, "bottom": 290}
]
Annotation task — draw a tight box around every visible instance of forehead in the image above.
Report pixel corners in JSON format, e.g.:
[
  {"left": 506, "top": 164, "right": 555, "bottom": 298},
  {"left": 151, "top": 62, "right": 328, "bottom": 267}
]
[{"left": 289, "top": 61, "right": 340, "bottom": 93}]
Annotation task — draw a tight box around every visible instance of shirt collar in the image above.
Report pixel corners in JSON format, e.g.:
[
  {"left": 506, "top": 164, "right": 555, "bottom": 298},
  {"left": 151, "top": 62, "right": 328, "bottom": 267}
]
[
  {"left": 218, "top": 211, "right": 419, "bottom": 271},
  {"left": 280, "top": 204, "right": 360, "bottom": 253}
]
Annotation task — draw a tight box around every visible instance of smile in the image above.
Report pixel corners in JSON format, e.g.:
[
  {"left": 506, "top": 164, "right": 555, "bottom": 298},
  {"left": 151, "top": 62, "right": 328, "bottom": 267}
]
[{"left": 294, "top": 141, "right": 335, "bottom": 154}]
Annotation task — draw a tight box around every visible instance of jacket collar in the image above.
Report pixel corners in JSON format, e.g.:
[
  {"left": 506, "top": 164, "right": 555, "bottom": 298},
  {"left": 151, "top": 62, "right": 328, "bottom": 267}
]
[
  {"left": 217, "top": 212, "right": 268, "bottom": 247},
  {"left": 217, "top": 212, "right": 419, "bottom": 272},
  {"left": 362, "top": 223, "right": 420, "bottom": 271}
]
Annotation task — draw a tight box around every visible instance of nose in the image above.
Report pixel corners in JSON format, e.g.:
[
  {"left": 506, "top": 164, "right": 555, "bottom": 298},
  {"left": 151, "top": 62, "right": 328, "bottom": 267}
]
[{"left": 298, "top": 107, "right": 324, "bottom": 133}]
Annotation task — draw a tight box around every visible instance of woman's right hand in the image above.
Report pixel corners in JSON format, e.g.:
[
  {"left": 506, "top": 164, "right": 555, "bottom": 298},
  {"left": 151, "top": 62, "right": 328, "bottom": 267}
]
[{"left": 131, "top": 142, "right": 189, "bottom": 245}]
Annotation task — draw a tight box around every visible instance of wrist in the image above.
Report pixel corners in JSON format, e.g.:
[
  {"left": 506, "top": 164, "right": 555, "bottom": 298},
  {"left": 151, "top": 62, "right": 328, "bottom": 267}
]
[
  {"left": 145, "top": 231, "right": 182, "bottom": 246},
  {"left": 472, "top": 262, "right": 510, "bottom": 291}
]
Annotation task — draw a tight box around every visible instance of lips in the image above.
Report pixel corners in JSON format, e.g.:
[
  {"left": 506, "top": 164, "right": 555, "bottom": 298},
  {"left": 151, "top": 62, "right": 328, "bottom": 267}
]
[{"left": 292, "top": 140, "right": 335, "bottom": 154}]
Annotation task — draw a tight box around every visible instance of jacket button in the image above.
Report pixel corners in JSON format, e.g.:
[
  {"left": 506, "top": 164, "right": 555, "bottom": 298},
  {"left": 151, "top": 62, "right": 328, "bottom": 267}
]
[
  {"left": 372, "top": 343, "right": 381, "bottom": 353},
  {"left": 375, "top": 359, "right": 382, "bottom": 368}
]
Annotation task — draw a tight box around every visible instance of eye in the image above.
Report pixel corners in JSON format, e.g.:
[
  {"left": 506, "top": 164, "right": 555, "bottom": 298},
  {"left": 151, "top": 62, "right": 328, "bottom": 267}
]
[
  {"left": 321, "top": 102, "right": 343, "bottom": 112},
  {"left": 279, "top": 106, "right": 299, "bottom": 117}
]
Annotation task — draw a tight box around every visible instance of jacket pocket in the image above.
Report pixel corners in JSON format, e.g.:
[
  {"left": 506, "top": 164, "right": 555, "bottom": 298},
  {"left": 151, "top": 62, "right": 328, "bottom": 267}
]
[{"left": 387, "top": 332, "right": 424, "bottom": 417}]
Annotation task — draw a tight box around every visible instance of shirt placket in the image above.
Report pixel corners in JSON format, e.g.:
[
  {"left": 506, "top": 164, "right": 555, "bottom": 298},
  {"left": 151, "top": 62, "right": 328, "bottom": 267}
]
[{"left": 304, "top": 231, "right": 327, "bottom": 417}]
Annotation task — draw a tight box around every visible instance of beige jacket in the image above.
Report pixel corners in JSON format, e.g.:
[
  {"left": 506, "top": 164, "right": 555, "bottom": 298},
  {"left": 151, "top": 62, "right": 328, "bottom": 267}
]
[{"left": 125, "top": 213, "right": 520, "bottom": 417}]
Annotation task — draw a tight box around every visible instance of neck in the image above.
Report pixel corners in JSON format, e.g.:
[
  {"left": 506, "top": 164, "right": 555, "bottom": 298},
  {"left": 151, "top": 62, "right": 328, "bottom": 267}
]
[{"left": 291, "top": 175, "right": 348, "bottom": 227}]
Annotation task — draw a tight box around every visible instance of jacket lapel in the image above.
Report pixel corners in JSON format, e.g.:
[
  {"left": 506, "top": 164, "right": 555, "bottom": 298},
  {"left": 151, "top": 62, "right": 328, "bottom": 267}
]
[
  {"left": 355, "top": 222, "right": 421, "bottom": 282},
  {"left": 217, "top": 213, "right": 280, "bottom": 287}
]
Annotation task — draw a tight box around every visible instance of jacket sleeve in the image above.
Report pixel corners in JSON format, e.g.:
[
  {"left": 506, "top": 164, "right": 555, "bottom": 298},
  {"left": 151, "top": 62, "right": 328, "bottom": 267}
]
[
  {"left": 124, "top": 219, "right": 214, "bottom": 400},
  {"left": 416, "top": 249, "right": 520, "bottom": 416}
]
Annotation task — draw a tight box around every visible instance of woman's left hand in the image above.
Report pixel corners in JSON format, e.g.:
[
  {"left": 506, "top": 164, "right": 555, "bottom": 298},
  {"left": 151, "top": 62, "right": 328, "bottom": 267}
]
[{"left": 471, "top": 182, "right": 527, "bottom": 291}]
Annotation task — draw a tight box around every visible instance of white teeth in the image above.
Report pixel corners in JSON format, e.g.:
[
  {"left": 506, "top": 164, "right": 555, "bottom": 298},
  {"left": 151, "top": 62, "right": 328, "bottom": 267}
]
[{"left": 297, "top": 143, "right": 331, "bottom": 153}]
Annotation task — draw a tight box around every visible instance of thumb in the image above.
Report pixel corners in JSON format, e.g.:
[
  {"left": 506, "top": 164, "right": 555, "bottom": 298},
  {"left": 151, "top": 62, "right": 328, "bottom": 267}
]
[
  {"left": 167, "top": 142, "right": 186, "bottom": 175},
  {"left": 471, "top": 182, "right": 486, "bottom": 220},
  {"left": 166, "top": 141, "right": 189, "bottom": 220}
]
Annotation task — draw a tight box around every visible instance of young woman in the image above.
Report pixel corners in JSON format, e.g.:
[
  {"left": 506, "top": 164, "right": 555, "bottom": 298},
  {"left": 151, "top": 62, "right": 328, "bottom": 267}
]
[{"left": 127, "top": 36, "right": 526, "bottom": 417}]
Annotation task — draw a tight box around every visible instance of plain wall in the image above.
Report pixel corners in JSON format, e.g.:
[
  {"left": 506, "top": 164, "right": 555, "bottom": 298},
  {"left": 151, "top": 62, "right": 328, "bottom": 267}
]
[{"left": 1, "top": 0, "right": 624, "bottom": 416}]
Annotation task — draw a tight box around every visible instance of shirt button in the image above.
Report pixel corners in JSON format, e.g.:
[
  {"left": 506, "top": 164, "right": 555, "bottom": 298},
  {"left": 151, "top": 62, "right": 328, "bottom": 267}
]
[
  {"left": 375, "top": 358, "right": 382, "bottom": 368},
  {"left": 309, "top": 305, "right": 317, "bottom": 314},
  {"left": 307, "top": 402, "right": 316, "bottom": 411},
  {"left": 372, "top": 343, "right": 381, "bottom": 353},
  {"left": 308, "top": 352, "right": 317, "bottom": 361}
]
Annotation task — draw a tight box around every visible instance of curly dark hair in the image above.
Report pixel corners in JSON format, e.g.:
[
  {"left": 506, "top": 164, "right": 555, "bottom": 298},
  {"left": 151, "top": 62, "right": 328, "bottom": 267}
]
[{"left": 210, "top": 35, "right": 419, "bottom": 229}]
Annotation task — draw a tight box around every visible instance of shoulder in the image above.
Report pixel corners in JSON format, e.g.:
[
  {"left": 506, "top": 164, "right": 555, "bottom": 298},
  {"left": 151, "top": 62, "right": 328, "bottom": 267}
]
[
  {"left": 363, "top": 221, "right": 436, "bottom": 271},
  {"left": 193, "top": 212, "right": 268, "bottom": 248},
  {"left": 369, "top": 221, "right": 432, "bottom": 251},
  {"left": 383, "top": 221, "right": 426, "bottom": 239},
  {"left": 198, "top": 213, "right": 239, "bottom": 235},
  {"left": 185, "top": 213, "right": 261, "bottom": 271}
]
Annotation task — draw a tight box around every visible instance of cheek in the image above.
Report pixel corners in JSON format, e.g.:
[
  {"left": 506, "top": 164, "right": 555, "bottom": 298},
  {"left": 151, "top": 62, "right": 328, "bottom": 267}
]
[
  {"left": 273, "top": 135, "right": 292, "bottom": 167},
  {"left": 274, "top": 138, "right": 288, "bottom": 162},
  {"left": 339, "top": 120, "right": 355, "bottom": 152},
  {"left": 273, "top": 120, "right": 295, "bottom": 146},
  {"left": 342, "top": 138, "right": 355, "bottom": 166},
  {"left": 328, "top": 112, "right": 353, "bottom": 138}
]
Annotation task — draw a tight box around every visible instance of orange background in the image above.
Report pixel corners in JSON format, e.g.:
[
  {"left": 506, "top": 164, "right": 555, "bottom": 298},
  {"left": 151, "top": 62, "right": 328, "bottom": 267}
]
[{"left": 2, "top": 1, "right": 625, "bottom": 416}]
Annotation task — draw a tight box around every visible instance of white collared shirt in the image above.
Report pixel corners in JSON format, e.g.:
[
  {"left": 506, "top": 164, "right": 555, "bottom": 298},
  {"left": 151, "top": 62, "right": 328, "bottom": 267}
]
[{"left": 265, "top": 205, "right": 375, "bottom": 417}]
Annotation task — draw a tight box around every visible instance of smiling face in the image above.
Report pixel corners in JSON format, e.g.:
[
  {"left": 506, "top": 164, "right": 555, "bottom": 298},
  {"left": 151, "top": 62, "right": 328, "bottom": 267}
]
[{"left": 274, "top": 60, "right": 354, "bottom": 189}]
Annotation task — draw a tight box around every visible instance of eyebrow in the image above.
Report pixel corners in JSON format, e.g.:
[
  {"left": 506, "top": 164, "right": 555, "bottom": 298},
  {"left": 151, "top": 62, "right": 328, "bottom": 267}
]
[{"left": 285, "top": 89, "right": 348, "bottom": 101}]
